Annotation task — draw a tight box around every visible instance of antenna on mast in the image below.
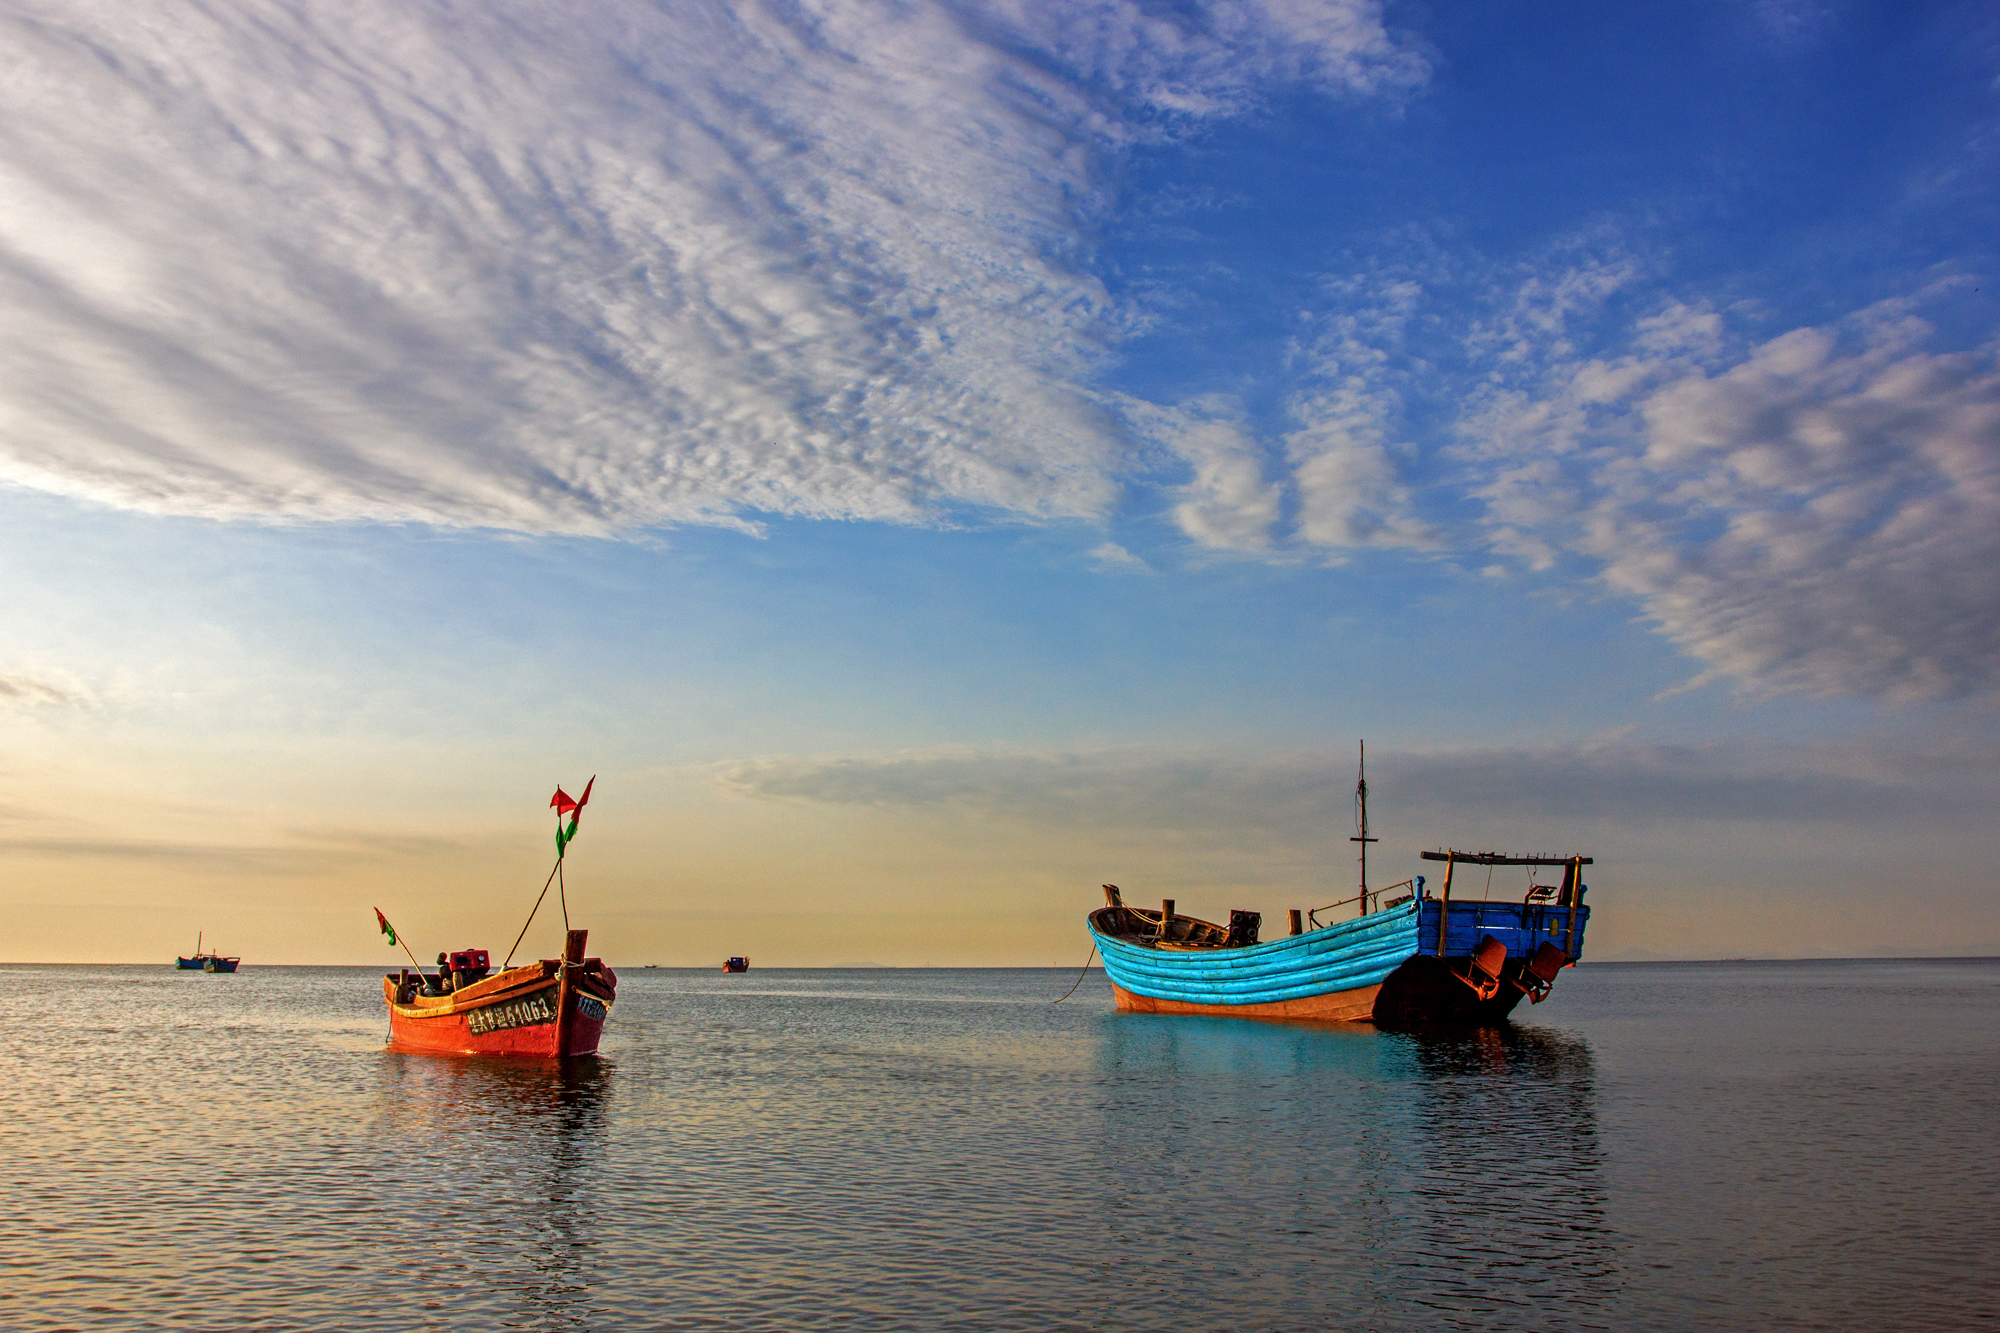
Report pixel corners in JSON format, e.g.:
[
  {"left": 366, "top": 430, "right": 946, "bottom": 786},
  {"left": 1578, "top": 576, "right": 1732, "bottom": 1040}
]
[{"left": 1350, "top": 740, "right": 1378, "bottom": 917}]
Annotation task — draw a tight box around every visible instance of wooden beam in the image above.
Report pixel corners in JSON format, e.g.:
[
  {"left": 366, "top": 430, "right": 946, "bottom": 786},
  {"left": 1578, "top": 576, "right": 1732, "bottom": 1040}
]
[
  {"left": 1419, "top": 851, "right": 1592, "bottom": 867},
  {"left": 1436, "top": 854, "right": 1454, "bottom": 956}
]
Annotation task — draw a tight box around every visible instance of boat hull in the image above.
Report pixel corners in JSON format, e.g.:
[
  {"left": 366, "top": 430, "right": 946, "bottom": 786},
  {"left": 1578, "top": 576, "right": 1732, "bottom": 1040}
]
[
  {"left": 1093, "top": 898, "right": 1424, "bottom": 1014},
  {"left": 1372, "top": 954, "right": 1529, "bottom": 1025},
  {"left": 1091, "top": 896, "right": 1589, "bottom": 1026},
  {"left": 382, "top": 957, "right": 613, "bottom": 1058},
  {"left": 1111, "top": 981, "right": 1382, "bottom": 1021}
]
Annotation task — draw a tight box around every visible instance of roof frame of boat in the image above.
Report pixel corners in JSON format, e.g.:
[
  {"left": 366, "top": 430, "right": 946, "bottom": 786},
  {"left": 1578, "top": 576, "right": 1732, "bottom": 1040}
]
[{"left": 1420, "top": 851, "right": 1592, "bottom": 866}]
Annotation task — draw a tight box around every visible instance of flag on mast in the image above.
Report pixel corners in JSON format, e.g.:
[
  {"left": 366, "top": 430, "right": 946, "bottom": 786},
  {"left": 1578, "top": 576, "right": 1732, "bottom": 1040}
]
[
  {"left": 553, "top": 776, "right": 595, "bottom": 857},
  {"left": 375, "top": 908, "right": 397, "bottom": 947}
]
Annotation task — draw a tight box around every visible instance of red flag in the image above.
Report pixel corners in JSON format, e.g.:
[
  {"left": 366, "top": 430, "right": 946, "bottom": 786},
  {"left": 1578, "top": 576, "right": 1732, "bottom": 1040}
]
[
  {"left": 551, "top": 786, "right": 578, "bottom": 817},
  {"left": 575, "top": 776, "right": 594, "bottom": 816}
]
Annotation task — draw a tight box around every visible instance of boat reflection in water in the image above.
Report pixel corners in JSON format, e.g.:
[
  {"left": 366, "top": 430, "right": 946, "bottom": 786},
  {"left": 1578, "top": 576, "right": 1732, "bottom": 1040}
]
[
  {"left": 375, "top": 1052, "right": 612, "bottom": 1326},
  {"left": 1091, "top": 1015, "right": 1614, "bottom": 1329}
]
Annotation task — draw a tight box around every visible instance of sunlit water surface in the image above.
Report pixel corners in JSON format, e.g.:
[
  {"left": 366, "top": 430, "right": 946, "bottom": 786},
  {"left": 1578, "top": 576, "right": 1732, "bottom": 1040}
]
[{"left": 2, "top": 961, "right": 1995, "bottom": 1330}]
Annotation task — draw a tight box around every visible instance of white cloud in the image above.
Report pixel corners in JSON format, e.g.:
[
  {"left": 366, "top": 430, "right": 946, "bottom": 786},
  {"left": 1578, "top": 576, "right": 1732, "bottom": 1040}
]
[
  {"left": 0, "top": 0, "right": 1416, "bottom": 535},
  {"left": 711, "top": 734, "right": 1991, "bottom": 828},
  {"left": 1127, "top": 268, "right": 1438, "bottom": 561},
  {"left": 0, "top": 670, "right": 87, "bottom": 710},
  {"left": 1087, "top": 540, "right": 1150, "bottom": 571},
  {"left": 1463, "top": 279, "right": 2000, "bottom": 701},
  {"left": 1128, "top": 397, "right": 1286, "bottom": 553},
  {"left": 1283, "top": 273, "right": 1434, "bottom": 552}
]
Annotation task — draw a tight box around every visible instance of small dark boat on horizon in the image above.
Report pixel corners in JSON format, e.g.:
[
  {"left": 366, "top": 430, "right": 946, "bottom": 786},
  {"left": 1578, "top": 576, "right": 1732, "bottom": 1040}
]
[
  {"left": 175, "top": 932, "right": 239, "bottom": 973},
  {"left": 723, "top": 956, "right": 750, "bottom": 973}
]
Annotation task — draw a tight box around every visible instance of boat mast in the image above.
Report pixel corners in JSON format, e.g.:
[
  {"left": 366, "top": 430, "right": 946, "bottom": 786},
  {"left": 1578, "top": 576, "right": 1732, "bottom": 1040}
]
[{"left": 1350, "top": 741, "right": 1377, "bottom": 916}]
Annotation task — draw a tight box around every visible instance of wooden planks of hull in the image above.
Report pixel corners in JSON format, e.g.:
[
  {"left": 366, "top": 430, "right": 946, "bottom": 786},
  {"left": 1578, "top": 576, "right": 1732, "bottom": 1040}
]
[{"left": 1111, "top": 982, "right": 1383, "bottom": 1022}]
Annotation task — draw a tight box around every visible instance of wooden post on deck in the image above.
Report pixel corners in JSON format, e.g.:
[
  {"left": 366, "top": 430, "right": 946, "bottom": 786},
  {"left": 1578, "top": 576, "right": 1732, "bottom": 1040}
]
[
  {"left": 1159, "top": 900, "right": 1174, "bottom": 942},
  {"left": 1564, "top": 857, "right": 1581, "bottom": 957},
  {"left": 555, "top": 928, "right": 587, "bottom": 1056},
  {"left": 1288, "top": 908, "right": 1303, "bottom": 936},
  {"left": 1436, "top": 853, "right": 1456, "bottom": 956}
]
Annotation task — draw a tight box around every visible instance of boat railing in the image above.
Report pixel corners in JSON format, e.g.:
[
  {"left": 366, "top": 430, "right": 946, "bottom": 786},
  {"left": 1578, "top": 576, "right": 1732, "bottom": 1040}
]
[{"left": 1307, "top": 879, "right": 1415, "bottom": 929}]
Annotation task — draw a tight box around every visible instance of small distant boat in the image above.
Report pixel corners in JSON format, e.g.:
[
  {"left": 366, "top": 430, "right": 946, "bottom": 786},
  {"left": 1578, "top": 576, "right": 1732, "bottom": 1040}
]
[
  {"left": 175, "top": 932, "right": 240, "bottom": 973},
  {"left": 723, "top": 956, "right": 750, "bottom": 973}
]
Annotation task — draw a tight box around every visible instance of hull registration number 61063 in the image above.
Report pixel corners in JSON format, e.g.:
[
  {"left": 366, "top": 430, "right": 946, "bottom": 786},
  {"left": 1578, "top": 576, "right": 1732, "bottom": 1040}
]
[{"left": 466, "top": 989, "right": 557, "bottom": 1035}]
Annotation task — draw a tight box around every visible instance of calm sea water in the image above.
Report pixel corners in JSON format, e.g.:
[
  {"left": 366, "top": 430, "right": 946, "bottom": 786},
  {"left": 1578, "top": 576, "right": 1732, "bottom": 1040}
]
[{"left": 2, "top": 959, "right": 1995, "bottom": 1331}]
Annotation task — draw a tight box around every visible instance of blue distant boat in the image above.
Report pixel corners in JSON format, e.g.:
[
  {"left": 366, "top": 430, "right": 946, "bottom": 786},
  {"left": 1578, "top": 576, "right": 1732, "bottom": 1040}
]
[
  {"left": 1089, "top": 850, "right": 1592, "bottom": 1025},
  {"left": 175, "top": 932, "right": 240, "bottom": 973}
]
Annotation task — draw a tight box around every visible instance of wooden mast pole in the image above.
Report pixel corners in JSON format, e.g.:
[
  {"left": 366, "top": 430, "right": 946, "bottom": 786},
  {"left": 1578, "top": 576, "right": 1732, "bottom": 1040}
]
[
  {"left": 1349, "top": 740, "right": 1378, "bottom": 917},
  {"left": 374, "top": 909, "right": 429, "bottom": 979}
]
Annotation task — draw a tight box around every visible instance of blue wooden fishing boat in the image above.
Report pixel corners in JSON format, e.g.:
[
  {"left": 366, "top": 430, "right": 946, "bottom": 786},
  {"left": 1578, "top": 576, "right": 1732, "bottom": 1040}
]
[
  {"left": 175, "top": 932, "right": 240, "bottom": 973},
  {"left": 1089, "top": 849, "right": 1591, "bottom": 1024},
  {"left": 1088, "top": 744, "right": 1589, "bottom": 1023}
]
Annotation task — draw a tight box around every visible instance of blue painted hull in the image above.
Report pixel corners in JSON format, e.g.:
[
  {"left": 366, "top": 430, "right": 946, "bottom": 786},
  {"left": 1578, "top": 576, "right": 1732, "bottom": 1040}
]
[
  {"left": 1094, "top": 900, "right": 1423, "bottom": 1010},
  {"left": 1091, "top": 897, "right": 1590, "bottom": 1024},
  {"left": 177, "top": 955, "right": 240, "bottom": 972}
]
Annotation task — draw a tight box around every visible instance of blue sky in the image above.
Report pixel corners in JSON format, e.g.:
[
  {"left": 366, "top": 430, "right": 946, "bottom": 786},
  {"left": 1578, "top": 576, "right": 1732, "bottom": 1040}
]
[{"left": 1, "top": 0, "right": 1995, "bottom": 963}]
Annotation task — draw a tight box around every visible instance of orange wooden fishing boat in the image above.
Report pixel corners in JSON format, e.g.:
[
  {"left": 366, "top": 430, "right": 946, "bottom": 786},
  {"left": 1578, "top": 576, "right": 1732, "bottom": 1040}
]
[
  {"left": 383, "top": 929, "right": 617, "bottom": 1057},
  {"left": 377, "top": 777, "right": 615, "bottom": 1057}
]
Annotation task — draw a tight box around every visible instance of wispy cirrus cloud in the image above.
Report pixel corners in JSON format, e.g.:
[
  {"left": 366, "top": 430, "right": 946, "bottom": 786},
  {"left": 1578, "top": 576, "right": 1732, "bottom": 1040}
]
[
  {"left": 1167, "top": 231, "right": 2000, "bottom": 704},
  {"left": 1126, "top": 271, "right": 1438, "bottom": 563},
  {"left": 1462, "top": 276, "right": 2000, "bottom": 702},
  {"left": 0, "top": 0, "right": 1419, "bottom": 535}
]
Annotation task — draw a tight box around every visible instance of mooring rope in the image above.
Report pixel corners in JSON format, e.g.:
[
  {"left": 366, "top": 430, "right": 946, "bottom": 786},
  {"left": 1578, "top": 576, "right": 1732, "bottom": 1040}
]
[{"left": 1052, "top": 941, "right": 1100, "bottom": 1004}]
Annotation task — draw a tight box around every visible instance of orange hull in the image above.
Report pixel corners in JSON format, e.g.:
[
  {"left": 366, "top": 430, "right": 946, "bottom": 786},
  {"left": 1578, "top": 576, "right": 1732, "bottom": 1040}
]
[
  {"left": 386, "top": 981, "right": 608, "bottom": 1056},
  {"left": 1111, "top": 981, "right": 1382, "bottom": 1022},
  {"left": 383, "top": 932, "right": 614, "bottom": 1057}
]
